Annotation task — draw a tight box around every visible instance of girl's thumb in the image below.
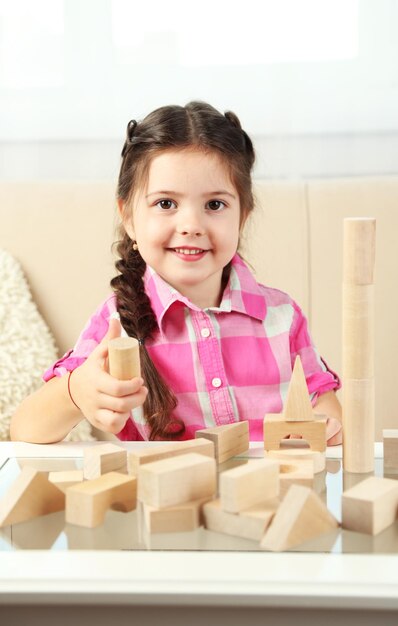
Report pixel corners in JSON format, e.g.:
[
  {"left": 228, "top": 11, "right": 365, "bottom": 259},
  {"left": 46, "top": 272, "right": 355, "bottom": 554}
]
[{"left": 93, "top": 318, "right": 122, "bottom": 361}]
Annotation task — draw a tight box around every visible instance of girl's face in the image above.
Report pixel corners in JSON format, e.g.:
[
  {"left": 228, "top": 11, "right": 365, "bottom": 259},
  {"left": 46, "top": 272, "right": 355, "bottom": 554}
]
[{"left": 122, "top": 148, "right": 242, "bottom": 309}]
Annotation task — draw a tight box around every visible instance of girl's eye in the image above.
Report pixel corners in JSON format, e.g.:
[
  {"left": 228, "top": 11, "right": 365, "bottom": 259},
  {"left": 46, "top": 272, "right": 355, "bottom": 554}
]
[
  {"left": 156, "top": 199, "right": 176, "bottom": 210},
  {"left": 207, "top": 200, "right": 225, "bottom": 211}
]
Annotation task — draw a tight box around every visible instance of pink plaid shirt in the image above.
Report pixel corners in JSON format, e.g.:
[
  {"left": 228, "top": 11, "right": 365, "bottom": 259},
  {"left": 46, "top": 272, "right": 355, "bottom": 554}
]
[{"left": 44, "top": 254, "right": 340, "bottom": 441}]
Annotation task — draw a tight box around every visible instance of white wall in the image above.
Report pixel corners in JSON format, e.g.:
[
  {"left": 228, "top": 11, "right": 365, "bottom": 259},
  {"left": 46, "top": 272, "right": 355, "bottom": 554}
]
[{"left": 0, "top": 0, "right": 397, "bottom": 179}]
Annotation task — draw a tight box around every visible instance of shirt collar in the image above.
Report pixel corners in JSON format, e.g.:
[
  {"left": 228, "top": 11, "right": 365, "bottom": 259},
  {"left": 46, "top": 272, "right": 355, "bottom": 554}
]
[{"left": 143, "top": 253, "right": 267, "bottom": 331}]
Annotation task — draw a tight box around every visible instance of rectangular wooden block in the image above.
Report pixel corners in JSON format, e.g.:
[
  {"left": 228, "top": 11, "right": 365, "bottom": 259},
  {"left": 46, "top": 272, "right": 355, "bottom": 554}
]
[
  {"left": 383, "top": 429, "right": 398, "bottom": 473},
  {"left": 138, "top": 453, "right": 216, "bottom": 509},
  {"left": 220, "top": 459, "right": 279, "bottom": 513},
  {"left": 142, "top": 497, "right": 210, "bottom": 534},
  {"left": 342, "top": 476, "right": 398, "bottom": 535},
  {"left": 195, "top": 421, "right": 249, "bottom": 463},
  {"left": 203, "top": 497, "right": 279, "bottom": 542},
  {"left": 263, "top": 414, "right": 327, "bottom": 452},
  {"left": 66, "top": 472, "right": 137, "bottom": 528},
  {"left": 83, "top": 443, "right": 127, "bottom": 479},
  {"left": 127, "top": 438, "right": 214, "bottom": 476}
]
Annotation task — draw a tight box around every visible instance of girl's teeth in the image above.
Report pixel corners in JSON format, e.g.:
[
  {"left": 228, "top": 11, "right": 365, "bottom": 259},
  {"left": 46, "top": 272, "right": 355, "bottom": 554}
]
[{"left": 174, "top": 248, "right": 203, "bottom": 255}]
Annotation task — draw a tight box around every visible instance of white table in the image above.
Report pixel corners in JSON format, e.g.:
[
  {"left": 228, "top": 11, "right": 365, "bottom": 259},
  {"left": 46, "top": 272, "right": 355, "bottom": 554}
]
[{"left": 0, "top": 441, "right": 397, "bottom": 626}]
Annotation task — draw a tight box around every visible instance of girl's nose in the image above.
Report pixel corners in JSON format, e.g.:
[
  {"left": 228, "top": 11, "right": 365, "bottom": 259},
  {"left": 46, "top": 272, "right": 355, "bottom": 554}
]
[{"left": 176, "top": 208, "right": 205, "bottom": 236}]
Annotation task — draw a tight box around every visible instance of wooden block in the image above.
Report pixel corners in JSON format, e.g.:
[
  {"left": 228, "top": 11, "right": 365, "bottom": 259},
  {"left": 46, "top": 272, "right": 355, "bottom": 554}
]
[
  {"left": 66, "top": 472, "right": 137, "bottom": 528},
  {"left": 260, "top": 484, "right": 339, "bottom": 551},
  {"left": 83, "top": 443, "right": 128, "bottom": 479},
  {"left": 263, "top": 414, "right": 327, "bottom": 452},
  {"left": 283, "top": 356, "right": 314, "bottom": 422},
  {"left": 342, "top": 284, "right": 374, "bottom": 379},
  {"left": 195, "top": 421, "right": 249, "bottom": 463},
  {"left": 342, "top": 378, "right": 374, "bottom": 473},
  {"left": 127, "top": 438, "right": 214, "bottom": 476},
  {"left": 0, "top": 467, "right": 65, "bottom": 528},
  {"left": 203, "top": 497, "right": 279, "bottom": 542},
  {"left": 220, "top": 459, "right": 279, "bottom": 513},
  {"left": 278, "top": 460, "right": 314, "bottom": 497},
  {"left": 142, "top": 497, "right": 210, "bottom": 533},
  {"left": 342, "top": 476, "right": 398, "bottom": 535},
  {"left": 266, "top": 447, "right": 326, "bottom": 473},
  {"left": 48, "top": 470, "right": 84, "bottom": 492},
  {"left": 138, "top": 452, "right": 216, "bottom": 508},
  {"left": 343, "top": 217, "right": 376, "bottom": 285},
  {"left": 383, "top": 429, "right": 398, "bottom": 473},
  {"left": 108, "top": 336, "right": 141, "bottom": 379}
]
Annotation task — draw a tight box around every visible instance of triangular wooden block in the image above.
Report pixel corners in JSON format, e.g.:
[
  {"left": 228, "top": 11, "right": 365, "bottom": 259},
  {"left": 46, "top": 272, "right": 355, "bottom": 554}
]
[
  {"left": 284, "top": 356, "right": 314, "bottom": 422},
  {"left": 260, "top": 484, "right": 339, "bottom": 551},
  {"left": 0, "top": 466, "right": 65, "bottom": 528}
]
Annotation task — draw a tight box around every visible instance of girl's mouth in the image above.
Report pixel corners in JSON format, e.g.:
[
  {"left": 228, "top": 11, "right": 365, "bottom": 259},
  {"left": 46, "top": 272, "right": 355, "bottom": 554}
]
[{"left": 169, "top": 247, "right": 208, "bottom": 261}]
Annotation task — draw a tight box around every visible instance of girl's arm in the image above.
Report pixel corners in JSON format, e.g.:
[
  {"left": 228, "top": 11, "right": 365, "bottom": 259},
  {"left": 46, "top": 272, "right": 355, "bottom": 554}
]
[{"left": 313, "top": 390, "right": 342, "bottom": 445}]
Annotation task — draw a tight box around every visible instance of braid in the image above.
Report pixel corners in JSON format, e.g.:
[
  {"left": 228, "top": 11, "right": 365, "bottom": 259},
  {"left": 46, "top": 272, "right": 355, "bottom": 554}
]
[{"left": 110, "top": 234, "right": 185, "bottom": 440}]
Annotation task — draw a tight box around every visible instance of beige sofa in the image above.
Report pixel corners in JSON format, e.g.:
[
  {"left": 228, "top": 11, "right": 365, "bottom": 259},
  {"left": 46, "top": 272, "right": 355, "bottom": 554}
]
[{"left": 1, "top": 177, "right": 397, "bottom": 440}]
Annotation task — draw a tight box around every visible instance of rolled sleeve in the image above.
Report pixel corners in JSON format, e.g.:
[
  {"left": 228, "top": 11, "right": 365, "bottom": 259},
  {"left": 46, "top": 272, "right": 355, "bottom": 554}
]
[
  {"left": 43, "top": 295, "right": 117, "bottom": 381},
  {"left": 290, "top": 301, "right": 341, "bottom": 400}
]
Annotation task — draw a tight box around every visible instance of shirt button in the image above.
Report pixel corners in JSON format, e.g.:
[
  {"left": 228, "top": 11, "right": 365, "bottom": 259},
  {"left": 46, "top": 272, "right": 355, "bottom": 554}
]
[
  {"left": 201, "top": 328, "right": 211, "bottom": 338},
  {"left": 212, "top": 377, "right": 222, "bottom": 388}
]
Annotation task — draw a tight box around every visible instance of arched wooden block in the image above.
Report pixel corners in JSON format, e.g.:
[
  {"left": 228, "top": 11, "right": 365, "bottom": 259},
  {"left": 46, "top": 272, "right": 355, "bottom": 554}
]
[
  {"left": 66, "top": 472, "right": 137, "bottom": 528},
  {"left": 263, "top": 414, "right": 327, "bottom": 452}
]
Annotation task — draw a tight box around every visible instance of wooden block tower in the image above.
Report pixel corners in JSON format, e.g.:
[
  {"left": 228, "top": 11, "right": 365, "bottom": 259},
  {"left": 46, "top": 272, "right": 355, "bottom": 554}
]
[
  {"left": 342, "top": 218, "right": 376, "bottom": 472},
  {"left": 263, "top": 356, "right": 327, "bottom": 453}
]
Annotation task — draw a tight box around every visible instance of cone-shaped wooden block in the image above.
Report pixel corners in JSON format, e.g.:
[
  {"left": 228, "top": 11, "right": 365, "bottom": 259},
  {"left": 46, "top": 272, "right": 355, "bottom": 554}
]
[
  {"left": 108, "top": 336, "right": 141, "bottom": 380},
  {"left": 0, "top": 467, "right": 65, "bottom": 527},
  {"left": 284, "top": 356, "right": 314, "bottom": 422},
  {"left": 260, "top": 484, "right": 339, "bottom": 551}
]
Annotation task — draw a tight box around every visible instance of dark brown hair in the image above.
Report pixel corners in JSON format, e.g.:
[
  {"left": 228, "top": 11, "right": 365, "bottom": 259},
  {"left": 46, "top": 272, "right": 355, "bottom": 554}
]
[{"left": 111, "top": 101, "right": 255, "bottom": 440}]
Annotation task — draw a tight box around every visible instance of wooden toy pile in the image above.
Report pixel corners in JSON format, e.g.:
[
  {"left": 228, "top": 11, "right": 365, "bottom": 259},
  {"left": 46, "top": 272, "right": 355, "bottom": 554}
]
[{"left": 1, "top": 354, "right": 398, "bottom": 551}]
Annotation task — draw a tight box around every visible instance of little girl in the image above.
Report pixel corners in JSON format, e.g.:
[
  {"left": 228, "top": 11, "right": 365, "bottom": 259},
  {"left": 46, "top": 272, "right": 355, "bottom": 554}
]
[{"left": 11, "top": 101, "right": 342, "bottom": 444}]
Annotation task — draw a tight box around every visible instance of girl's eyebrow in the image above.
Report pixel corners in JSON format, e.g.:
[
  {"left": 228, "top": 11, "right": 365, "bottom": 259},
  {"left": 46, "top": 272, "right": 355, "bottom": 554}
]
[{"left": 146, "top": 189, "right": 237, "bottom": 199}]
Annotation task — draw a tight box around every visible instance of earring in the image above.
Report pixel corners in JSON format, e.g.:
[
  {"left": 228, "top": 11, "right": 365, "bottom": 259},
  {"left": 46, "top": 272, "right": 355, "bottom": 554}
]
[{"left": 132, "top": 241, "right": 138, "bottom": 251}]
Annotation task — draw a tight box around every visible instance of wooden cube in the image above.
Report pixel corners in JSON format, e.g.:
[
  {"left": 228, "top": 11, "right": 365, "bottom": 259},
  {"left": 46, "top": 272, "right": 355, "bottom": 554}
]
[
  {"left": 342, "top": 476, "right": 398, "bottom": 535},
  {"left": 220, "top": 459, "right": 279, "bottom": 513}
]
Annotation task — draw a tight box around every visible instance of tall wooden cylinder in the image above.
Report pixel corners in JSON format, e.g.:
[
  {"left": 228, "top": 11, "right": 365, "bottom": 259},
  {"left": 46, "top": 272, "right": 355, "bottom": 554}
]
[
  {"left": 342, "top": 217, "right": 376, "bottom": 473},
  {"left": 108, "top": 337, "right": 141, "bottom": 380}
]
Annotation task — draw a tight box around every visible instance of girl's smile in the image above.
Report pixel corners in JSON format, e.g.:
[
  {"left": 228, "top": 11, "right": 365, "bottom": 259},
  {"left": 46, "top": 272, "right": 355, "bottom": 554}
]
[{"left": 122, "top": 148, "right": 242, "bottom": 309}]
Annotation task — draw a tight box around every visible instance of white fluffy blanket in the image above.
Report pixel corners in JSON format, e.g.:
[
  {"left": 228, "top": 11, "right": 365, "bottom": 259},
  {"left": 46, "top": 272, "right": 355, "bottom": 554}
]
[{"left": 0, "top": 248, "right": 93, "bottom": 441}]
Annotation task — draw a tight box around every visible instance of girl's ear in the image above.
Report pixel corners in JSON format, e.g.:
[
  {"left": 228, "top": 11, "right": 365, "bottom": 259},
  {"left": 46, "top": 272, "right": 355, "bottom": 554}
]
[{"left": 118, "top": 199, "right": 136, "bottom": 241}]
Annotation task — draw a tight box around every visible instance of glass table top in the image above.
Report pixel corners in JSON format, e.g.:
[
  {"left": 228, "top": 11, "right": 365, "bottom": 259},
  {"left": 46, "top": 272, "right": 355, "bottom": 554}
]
[{"left": 0, "top": 450, "right": 397, "bottom": 553}]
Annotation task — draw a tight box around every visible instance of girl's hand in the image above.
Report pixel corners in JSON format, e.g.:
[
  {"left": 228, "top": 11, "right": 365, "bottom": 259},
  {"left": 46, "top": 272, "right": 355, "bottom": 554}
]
[
  {"left": 283, "top": 416, "right": 343, "bottom": 446},
  {"left": 326, "top": 416, "right": 342, "bottom": 446},
  {"left": 69, "top": 319, "right": 148, "bottom": 434}
]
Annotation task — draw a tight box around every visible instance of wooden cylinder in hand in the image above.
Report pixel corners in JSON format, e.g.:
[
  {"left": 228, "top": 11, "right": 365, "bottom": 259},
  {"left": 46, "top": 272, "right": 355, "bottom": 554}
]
[{"left": 108, "top": 337, "right": 141, "bottom": 380}]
